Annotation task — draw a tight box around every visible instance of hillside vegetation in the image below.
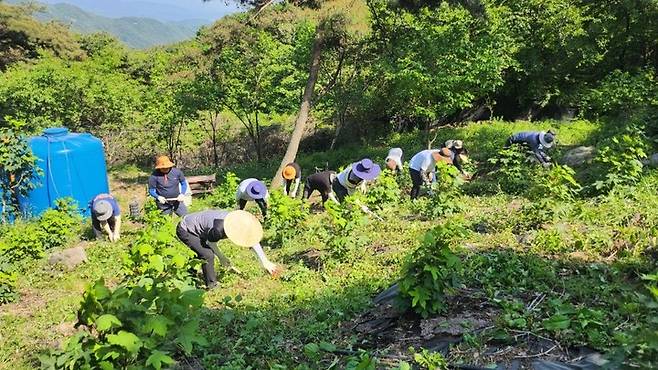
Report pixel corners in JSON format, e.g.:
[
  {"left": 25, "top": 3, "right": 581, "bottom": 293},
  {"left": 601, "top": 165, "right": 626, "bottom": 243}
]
[{"left": 1, "top": 0, "right": 658, "bottom": 369}]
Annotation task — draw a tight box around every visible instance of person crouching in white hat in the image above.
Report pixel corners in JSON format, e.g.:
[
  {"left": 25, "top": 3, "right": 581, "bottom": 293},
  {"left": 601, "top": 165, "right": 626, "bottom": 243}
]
[
  {"left": 506, "top": 130, "right": 556, "bottom": 167},
  {"left": 89, "top": 193, "right": 121, "bottom": 242},
  {"left": 385, "top": 148, "right": 404, "bottom": 174},
  {"left": 176, "top": 209, "right": 280, "bottom": 289}
]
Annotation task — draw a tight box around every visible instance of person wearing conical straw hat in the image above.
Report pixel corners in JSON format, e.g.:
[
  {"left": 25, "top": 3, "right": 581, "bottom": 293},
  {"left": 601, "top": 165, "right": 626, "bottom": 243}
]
[
  {"left": 384, "top": 148, "right": 403, "bottom": 173},
  {"left": 148, "top": 155, "right": 189, "bottom": 216},
  {"left": 282, "top": 162, "right": 302, "bottom": 198},
  {"left": 506, "top": 130, "right": 556, "bottom": 167},
  {"left": 442, "top": 140, "right": 470, "bottom": 177},
  {"left": 408, "top": 148, "right": 453, "bottom": 199},
  {"left": 176, "top": 209, "right": 280, "bottom": 289},
  {"left": 89, "top": 193, "right": 121, "bottom": 242},
  {"left": 236, "top": 178, "right": 269, "bottom": 217}
]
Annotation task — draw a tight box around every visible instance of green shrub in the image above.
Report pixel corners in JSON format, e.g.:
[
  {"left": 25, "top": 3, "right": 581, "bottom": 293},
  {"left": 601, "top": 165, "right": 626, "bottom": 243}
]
[
  {"left": 399, "top": 222, "right": 466, "bottom": 317},
  {"left": 366, "top": 169, "right": 401, "bottom": 210},
  {"left": 531, "top": 229, "right": 566, "bottom": 254},
  {"left": 487, "top": 145, "right": 532, "bottom": 195},
  {"left": 265, "top": 189, "right": 309, "bottom": 248},
  {"left": 42, "top": 213, "right": 206, "bottom": 369},
  {"left": 0, "top": 262, "right": 18, "bottom": 304},
  {"left": 528, "top": 164, "right": 581, "bottom": 201},
  {"left": 591, "top": 129, "right": 647, "bottom": 193},
  {"left": 513, "top": 199, "right": 555, "bottom": 232},
  {"left": 207, "top": 172, "right": 241, "bottom": 209},
  {"left": 412, "top": 163, "right": 463, "bottom": 219},
  {"left": 324, "top": 194, "right": 369, "bottom": 261}
]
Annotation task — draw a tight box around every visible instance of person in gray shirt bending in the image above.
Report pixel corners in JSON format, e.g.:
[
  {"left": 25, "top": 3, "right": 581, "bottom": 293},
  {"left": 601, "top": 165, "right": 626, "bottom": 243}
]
[{"left": 176, "top": 209, "right": 280, "bottom": 289}]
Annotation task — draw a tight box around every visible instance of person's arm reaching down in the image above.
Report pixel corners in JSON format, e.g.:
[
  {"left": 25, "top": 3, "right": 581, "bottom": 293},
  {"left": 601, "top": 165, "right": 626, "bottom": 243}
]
[
  {"left": 113, "top": 216, "right": 121, "bottom": 241},
  {"left": 251, "top": 243, "right": 278, "bottom": 275}
]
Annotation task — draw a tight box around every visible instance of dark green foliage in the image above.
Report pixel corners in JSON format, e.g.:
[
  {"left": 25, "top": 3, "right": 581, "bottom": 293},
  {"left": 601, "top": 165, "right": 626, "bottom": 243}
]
[
  {"left": 0, "top": 263, "right": 18, "bottom": 304},
  {"left": 399, "top": 222, "right": 466, "bottom": 317},
  {"left": 365, "top": 169, "right": 402, "bottom": 210},
  {"left": 324, "top": 194, "right": 370, "bottom": 261},
  {"left": 591, "top": 128, "right": 647, "bottom": 193}
]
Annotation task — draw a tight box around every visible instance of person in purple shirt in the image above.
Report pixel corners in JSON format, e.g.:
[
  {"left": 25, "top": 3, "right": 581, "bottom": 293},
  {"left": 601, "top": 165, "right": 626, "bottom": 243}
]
[
  {"left": 89, "top": 193, "right": 121, "bottom": 242},
  {"left": 148, "top": 155, "right": 189, "bottom": 216},
  {"left": 506, "top": 130, "right": 556, "bottom": 166}
]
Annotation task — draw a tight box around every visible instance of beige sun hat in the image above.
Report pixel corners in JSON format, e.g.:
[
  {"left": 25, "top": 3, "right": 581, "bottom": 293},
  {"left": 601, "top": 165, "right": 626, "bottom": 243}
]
[{"left": 223, "top": 210, "right": 263, "bottom": 247}]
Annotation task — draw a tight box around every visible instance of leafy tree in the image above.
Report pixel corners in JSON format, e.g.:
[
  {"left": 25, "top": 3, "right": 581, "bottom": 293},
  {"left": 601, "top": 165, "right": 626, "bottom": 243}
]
[
  {"left": 367, "top": 0, "right": 516, "bottom": 131},
  {"left": 0, "top": 122, "right": 41, "bottom": 222},
  {"left": 0, "top": 2, "right": 84, "bottom": 70}
]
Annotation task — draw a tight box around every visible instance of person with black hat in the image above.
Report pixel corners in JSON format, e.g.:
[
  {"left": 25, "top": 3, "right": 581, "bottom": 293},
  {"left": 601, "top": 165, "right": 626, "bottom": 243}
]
[
  {"left": 506, "top": 130, "right": 556, "bottom": 167},
  {"left": 89, "top": 193, "right": 121, "bottom": 242},
  {"left": 282, "top": 162, "right": 302, "bottom": 198},
  {"left": 176, "top": 209, "right": 280, "bottom": 289},
  {"left": 236, "top": 178, "right": 269, "bottom": 217},
  {"left": 408, "top": 148, "right": 453, "bottom": 199},
  {"left": 443, "top": 140, "right": 470, "bottom": 176}
]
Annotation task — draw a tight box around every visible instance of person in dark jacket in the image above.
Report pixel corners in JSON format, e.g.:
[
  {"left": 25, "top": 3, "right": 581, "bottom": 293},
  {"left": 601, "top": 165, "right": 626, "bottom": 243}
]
[
  {"left": 236, "top": 178, "right": 268, "bottom": 217},
  {"left": 148, "top": 155, "right": 188, "bottom": 216},
  {"left": 442, "top": 140, "right": 469, "bottom": 176},
  {"left": 89, "top": 193, "right": 121, "bottom": 242},
  {"left": 282, "top": 162, "right": 302, "bottom": 198},
  {"left": 176, "top": 209, "right": 280, "bottom": 289},
  {"left": 303, "top": 170, "right": 337, "bottom": 204},
  {"left": 506, "top": 130, "right": 556, "bottom": 166}
]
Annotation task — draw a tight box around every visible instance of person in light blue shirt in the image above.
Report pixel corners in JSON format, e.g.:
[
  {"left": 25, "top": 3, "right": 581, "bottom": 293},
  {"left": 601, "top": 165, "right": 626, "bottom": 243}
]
[{"left": 506, "top": 130, "right": 556, "bottom": 166}]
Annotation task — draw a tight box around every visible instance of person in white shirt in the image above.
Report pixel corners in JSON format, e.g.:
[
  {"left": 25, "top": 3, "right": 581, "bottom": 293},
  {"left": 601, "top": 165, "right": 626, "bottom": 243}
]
[
  {"left": 408, "top": 148, "right": 453, "bottom": 199},
  {"left": 236, "top": 178, "right": 268, "bottom": 217}
]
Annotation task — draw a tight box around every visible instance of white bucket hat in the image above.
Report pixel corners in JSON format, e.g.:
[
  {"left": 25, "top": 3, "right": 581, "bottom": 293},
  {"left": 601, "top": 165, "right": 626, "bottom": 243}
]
[
  {"left": 385, "top": 148, "right": 403, "bottom": 170},
  {"left": 223, "top": 210, "right": 263, "bottom": 247},
  {"left": 539, "top": 132, "right": 555, "bottom": 148}
]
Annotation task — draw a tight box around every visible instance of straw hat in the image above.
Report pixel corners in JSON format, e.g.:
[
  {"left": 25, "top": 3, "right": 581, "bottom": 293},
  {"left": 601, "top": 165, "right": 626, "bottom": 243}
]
[
  {"left": 282, "top": 165, "right": 297, "bottom": 180},
  {"left": 223, "top": 210, "right": 263, "bottom": 247},
  {"left": 93, "top": 200, "right": 113, "bottom": 221},
  {"left": 155, "top": 155, "right": 175, "bottom": 169}
]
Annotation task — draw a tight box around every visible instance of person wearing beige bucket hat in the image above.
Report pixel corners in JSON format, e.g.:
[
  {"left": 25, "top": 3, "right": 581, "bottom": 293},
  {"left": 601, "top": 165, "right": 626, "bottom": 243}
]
[
  {"left": 176, "top": 209, "right": 280, "bottom": 289},
  {"left": 443, "top": 140, "right": 470, "bottom": 177},
  {"left": 408, "top": 148, "right": 453, "bottom": 199},
  {"left": 148, "top": 155, "right": 189, "bottom": 216}
]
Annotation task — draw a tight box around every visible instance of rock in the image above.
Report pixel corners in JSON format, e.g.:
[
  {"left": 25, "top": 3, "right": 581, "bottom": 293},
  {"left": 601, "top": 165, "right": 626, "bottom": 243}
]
[
  {"left": 48, "top": 247, "right": 87, "bottom": 269},
  {"left": 561, "top": 146, "right": 595, "bottom": 167}
]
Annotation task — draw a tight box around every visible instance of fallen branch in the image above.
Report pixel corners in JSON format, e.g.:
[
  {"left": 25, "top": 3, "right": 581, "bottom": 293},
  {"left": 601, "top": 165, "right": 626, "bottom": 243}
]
[{"left": 514, "top": 345, "right": 557, "bottom": 359}]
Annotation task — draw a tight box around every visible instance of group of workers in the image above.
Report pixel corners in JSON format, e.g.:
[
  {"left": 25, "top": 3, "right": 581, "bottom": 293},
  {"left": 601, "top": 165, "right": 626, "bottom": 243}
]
[{"left": 89, "top": 130, "right": 556, "bottom": 289}]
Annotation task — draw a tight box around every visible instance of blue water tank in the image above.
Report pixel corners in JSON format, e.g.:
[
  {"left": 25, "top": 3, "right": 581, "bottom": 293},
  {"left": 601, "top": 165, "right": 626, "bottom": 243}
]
[{"left": 21, "top": 127, "right": 109, "bottom": 217}]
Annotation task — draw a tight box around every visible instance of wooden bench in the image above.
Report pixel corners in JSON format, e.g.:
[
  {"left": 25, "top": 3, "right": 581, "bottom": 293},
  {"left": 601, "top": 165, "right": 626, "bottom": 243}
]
[{"left": 186, "top": 174, "right": 216, "bottom": 195}]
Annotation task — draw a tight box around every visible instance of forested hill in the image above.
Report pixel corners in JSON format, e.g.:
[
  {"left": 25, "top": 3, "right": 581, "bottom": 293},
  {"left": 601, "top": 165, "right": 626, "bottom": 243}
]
[{"left": 8, "top": 1, "right": 208, "bottom": 48}]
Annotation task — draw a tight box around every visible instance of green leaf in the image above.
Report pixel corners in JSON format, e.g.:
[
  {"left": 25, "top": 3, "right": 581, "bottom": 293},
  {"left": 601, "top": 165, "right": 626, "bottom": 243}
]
[
  {"left": 543, "top": 314, "right": 571, "bottom": 331},
  {"left": 95, "top": 314, "right": 122, "bottom": 332},
  {"left": 146, "top": 350, "right": 175, "bottom": 370},
  {"left": 143, "top": 315, "right": 171, "bottom": 337},
  {"left": 319, "top": 341, "right": 337, "bottom": 352},
  {"left": 107, "top": 331, "right": 142, "bottom": 354},
  {"left": 304, "top": 343, "right": 320, "bottom": 361}
]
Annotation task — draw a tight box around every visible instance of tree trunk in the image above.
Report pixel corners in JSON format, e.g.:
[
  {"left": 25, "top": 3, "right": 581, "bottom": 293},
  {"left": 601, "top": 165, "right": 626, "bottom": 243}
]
[{"left": 270, "top": 33, "right": 323, "bottom": 189}]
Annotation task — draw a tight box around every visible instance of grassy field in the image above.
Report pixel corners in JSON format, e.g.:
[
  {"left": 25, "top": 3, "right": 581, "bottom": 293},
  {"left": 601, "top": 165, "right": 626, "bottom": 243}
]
[{"left": 1, "top": 120, "right": 656, "bottom": 369}]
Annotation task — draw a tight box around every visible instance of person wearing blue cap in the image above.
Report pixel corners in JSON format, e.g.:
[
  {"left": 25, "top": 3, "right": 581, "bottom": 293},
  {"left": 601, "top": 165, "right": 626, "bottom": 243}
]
[
  {"left": 236, "top": 178, "right": 269, "bottom": 217},
  {"left": 333, "top": 158, "right": 382, "bottom": 202},
  {"left": 506, "top": 130, "right": 556, "bottom": 166},
  {"left": 89, "top": 193, "right": 121, "bottom": 242}
]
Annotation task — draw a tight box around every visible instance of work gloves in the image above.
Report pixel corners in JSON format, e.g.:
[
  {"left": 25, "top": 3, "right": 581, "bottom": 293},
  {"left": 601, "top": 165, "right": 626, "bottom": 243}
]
[
  {"left": 177, "top": 193, "right": 187, "bottom": 202},
  {"left": 157, "top": 196, "right": 166, "bottom": 204}
]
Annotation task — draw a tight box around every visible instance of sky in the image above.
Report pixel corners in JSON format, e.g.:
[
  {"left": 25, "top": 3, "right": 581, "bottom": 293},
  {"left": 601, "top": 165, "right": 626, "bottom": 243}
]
[{"left": 34, "top": 0, "right": 242, "bottom": 22}]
